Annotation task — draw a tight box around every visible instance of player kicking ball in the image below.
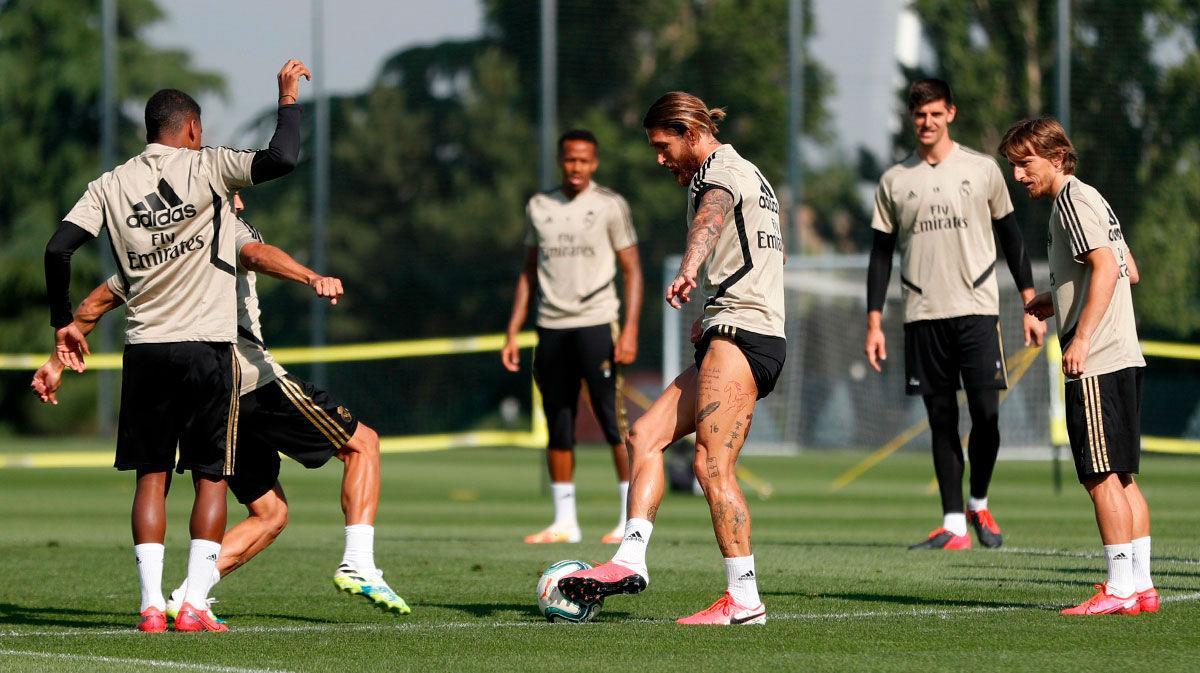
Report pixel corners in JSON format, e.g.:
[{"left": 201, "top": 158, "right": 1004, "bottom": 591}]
[
  {"left": 558, "top": 92, "right": 786, "bottom": 625},
  {"left": 998, "top": 117, "right": 1156, "bottom": 615},
  {"left": 33, "top": 194, "right": 410, "bottom": 622}
]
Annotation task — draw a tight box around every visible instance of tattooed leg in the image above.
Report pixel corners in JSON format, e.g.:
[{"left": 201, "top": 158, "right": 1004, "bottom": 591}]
[{"left": 693, "top": 337, "right": 758, "bottom": 557}]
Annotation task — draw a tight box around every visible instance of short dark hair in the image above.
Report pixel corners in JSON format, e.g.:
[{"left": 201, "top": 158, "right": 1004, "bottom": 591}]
[
  {"left": 558, "top": 129, "right": 598, "bottom": 153},
  {"left": 145, "top": 89, "right": 201, "bottom": 142},
  {"left": 907, "top": 78, "right": 953, "bottom": 111}
]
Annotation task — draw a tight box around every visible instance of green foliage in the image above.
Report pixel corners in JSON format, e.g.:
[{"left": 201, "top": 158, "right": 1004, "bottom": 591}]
[
  {"left": 0, "top": 0, "right": 221, "bottom": 431},
  {"left": 906, "top": 0, "right": 1200, "bottom": 339}
]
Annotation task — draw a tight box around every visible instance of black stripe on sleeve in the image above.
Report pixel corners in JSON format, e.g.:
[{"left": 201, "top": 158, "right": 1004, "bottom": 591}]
[
  {"left": 209, "top": 190, "right": 236, "bottom": 276},
  {"left": 1057, "top": 184, "right": 1090, "bottom": 257},
  {"left": 703, "top": 201, "right": 753, "bottom": 308}
]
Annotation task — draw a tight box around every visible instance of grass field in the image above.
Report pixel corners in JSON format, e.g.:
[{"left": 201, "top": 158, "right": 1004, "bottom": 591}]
[{"left": 1, "top": 441, "right": 1199, "bottom": 672}]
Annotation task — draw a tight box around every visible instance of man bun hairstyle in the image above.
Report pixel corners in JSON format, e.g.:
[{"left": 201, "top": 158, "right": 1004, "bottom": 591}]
[
  {"left": 997, "top": 116, "right": 1078, "bottom": 175},
  {"left": 558, "top": 129, "right": 598, "bottom": 153},
  {"left": 145, "top": 89, "right": 201, "bottom": 143},
  {"left": 642, "top": 91, "right": 725, "bottom": 137},
  {"left": 907, "top": 78, "right": 954, "bottom": 112}
]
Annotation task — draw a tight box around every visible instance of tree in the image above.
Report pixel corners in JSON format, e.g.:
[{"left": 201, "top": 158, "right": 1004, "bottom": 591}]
[{"left": 904, "top": 0, "right": 1200, "bottom": 339}]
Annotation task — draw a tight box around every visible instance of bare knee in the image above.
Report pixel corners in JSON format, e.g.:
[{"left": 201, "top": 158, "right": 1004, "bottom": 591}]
[
  {"left": 247, "top": 495, "right": 289, "bottom": 538},
  {"left": 692, "top": 445, "right": 735, "bottom": 494},
  {"left": 339, "top": 423, "right": 380, "bottom": 462},
  {"left": 626, "top": 423, "right": 654, "bottom": 459}
]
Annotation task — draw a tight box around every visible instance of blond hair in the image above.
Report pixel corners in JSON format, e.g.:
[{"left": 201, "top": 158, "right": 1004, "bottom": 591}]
[
  {"left": 642, "top": 91, "right": 725, "bottom": 137},
  {"left": 998, "top": 117, "right": 1078, "bottom": 174}
]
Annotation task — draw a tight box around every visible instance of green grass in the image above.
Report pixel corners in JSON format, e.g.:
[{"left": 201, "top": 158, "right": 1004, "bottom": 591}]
[{"left": 2, "top": 444, "right": 1199, "bottom": 672}]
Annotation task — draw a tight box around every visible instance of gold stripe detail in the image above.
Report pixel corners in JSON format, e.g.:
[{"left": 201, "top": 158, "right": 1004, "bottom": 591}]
[
  {"left": 610, "top": 322, "right": 630, "bottom": 441},
  {"left": 996, "top": 321, "right": 1009, "bottom": 386},
  {"left": 224, "top": 349, "right": 242, "bottom": 476},
  {"left": 276, "top": 378, "right": 341, "bottom": 447},
  {"left": 1092, "top": 377, "right": 1110, "bottom": 471},
  {"left": 278, "top": 376, "right": 351, "bottom": 446},
  {"left": 280, "top": 375, "right": 350, "bottom": 444},
  {"left": 1082, "top": 378, "right": 1099, "bottom": 473}
]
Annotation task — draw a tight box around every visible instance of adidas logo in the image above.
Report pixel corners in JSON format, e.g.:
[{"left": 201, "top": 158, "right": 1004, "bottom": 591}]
[
  {"left": 125, "top": 179, "right": 197, "bottom": 228},
  {"left": 1112, "top": 552, "right": 1128, "bottom": 560},
  {"left": 206, "top": 553, "right": 218, "bottom": 562},
  {"left": 738, "top": 570, "right": 756, "bottom": 580},
  {"left": 624, "top": 531, "right": 645, "bottom": 542}
]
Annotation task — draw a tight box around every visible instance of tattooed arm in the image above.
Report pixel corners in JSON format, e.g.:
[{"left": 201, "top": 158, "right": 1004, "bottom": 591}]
[{"left": 665, "top": 187, "right": 736, "bottom": 309}]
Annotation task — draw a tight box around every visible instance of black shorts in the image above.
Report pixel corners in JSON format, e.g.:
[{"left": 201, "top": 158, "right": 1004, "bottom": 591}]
[
  {"left": 694, "top": 324, "right": 786, "bottom": 399},
  {"left": 228, "top": 374, "right": 359, "bottom": 504},
  {"left": 904, "top": 315, "right": 1008, "bottom": 396},
  {"left": 1065, "top": 367, "right": 1143, "bottom": 483},
  {"left": 116, "top": 341, "right": 239, "bottom": 477},
  {"left": 533, "top": 323, "right": 627, "bottom": 449}
]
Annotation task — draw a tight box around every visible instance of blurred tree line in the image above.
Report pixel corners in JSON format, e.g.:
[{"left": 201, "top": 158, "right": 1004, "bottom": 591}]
[
  {"left": 3, "top": 0, "right": 1197, "bottom": 437},
  {"left": 900, "top": 0, "right": 1200, "bottom": 340}
]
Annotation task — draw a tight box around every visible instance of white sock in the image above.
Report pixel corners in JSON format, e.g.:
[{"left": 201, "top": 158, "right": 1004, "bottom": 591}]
[
  {"left": 724, "top": 555, "right": 761, "bottom": 607},
  {"left": 615, "top": 481, "right": 630, "bottom": 529},
  {"left": 967, "top": 496, "right": 989, "bottom": 512},
  {"left": 1132, "top": 536, "right": 1154, "bottom": 592},
  {"left": 551, "top": 482, "right": 578, "bottom": 530},
  {"left": 1104, "top": 543, "right": 1135, "bottom": 598},
  {"left": 943, "top": 512, "right": 967, "bottom": 536},
  {"left": 341, "top": 524, "right": 377, "bottom": 573},
  {"left": 612, "top": 518, "right": 652, "bottom": 579},
  {"left": 183, "top": 539, "right": 221, "bottom": 608},
  {"left": 134, "top": 543, "right": 165, "bottom": 612},
  {"left": 172, "top": 567, "right": 218, "bottom": 604}
]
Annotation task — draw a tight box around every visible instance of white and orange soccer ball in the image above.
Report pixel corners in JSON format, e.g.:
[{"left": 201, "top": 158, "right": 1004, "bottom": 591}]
[{"left": 536, "top": 560, "right": 602, "bottom": 623}]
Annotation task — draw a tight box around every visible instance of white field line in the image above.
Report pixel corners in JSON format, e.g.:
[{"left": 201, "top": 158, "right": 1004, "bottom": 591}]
[
  {"left": 0, "top": 649, "right": 292, "bottom": 673},
  {"left": 2, "top": 591, "right": 1198, "bottom": 640}
]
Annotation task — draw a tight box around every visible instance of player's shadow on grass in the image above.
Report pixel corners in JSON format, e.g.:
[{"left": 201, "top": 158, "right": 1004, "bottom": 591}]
[
  {"left": 425, "top": 602, "right": 631, "bottom": 621},
  {"left": 0, "top": 602, "right": 130, "bottom": 629},
  {"left": 789, "top": 592, "right": 1043, "bottom": 610},
  {"left": 767, "top": 540, "right": 910, "bottom": 550},
  {"left": 952, "top": 574, "right": 1199, "bottom": 593}
]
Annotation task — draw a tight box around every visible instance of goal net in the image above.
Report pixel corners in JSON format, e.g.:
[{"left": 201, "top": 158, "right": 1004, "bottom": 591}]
[{"left": 663, "top": 255, "right": 1055, "bottom": 456}]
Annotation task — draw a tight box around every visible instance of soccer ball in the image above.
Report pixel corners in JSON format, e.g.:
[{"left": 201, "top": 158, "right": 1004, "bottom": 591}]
[{"left": 536, "top": 560, "right": 602, "bottom": 623}]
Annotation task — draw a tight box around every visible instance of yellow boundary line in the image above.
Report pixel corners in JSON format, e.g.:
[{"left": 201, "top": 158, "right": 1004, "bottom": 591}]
[
  {"left": 0, "top": 332, "right": 540, "bottom": 371},
  {"left": 831, "top": 345, "right": 1043, "bottom": 493}
]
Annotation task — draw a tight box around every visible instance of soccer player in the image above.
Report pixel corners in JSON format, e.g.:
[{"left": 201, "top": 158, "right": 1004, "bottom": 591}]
[
  {"left": 865, "top": 79, "right": 1045, "bottom": 550},
  {"left": 999, "top": 117, "right": 1155, "bottom": 615},
  {"left": 558, "top": 93, "right": 785, "bottom": 625},
  {"left": 42, "top": 60, "right": 308, "bottom": 632},
  {"left": 502, "top": 129, "right": 643, "bottom": 545},
  {"left": 33, "top": 195, "right": 411, "bottom": 618}
]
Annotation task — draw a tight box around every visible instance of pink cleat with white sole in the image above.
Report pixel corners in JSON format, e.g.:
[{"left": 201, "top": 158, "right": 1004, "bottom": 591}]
[
  {"left": 557, "top": 561, "right": 647, "bottom": 604},
  {"left": 676, "top": 593, "right": 766, "bottom": 625},
  {"left": 1060, "top": 584, "right": 1140, "bottom": 616}
]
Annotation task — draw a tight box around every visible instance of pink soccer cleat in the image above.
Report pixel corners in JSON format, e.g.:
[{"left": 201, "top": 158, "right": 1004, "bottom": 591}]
[
  {"left": 557, "top": 561, "right": 647, "bottom": 604},
  {"left": 174, "top": 601, "right": 230, "bottom": 632},
  {"left": 908, "top": 527, "right": 971, "bottom": 550},
  {"left": 136, "top": 607, "right": 166, "bottom": 633},
  {"left": 676, "top": 593, "right": 766, "bottom": 625},
  {"left": 1137, "top": 588, "right": 1160, "bottom": 614},
  {"left": 1060, "top": 584, "right": 1140, "bottom": 616}
]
